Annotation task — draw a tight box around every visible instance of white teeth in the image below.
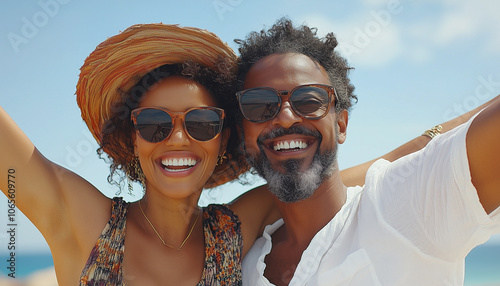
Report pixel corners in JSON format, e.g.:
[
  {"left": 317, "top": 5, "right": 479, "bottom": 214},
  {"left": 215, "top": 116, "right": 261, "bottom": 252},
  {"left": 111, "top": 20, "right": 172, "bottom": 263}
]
[
  {"left": 273, "top": 140, "right": 308, "bottom": 151},
  {"left": 166, "top": 167, "right": 190, "bottom": 172},
  {"left": 161, "top": 158, "right": 197, "bottom": 167}
]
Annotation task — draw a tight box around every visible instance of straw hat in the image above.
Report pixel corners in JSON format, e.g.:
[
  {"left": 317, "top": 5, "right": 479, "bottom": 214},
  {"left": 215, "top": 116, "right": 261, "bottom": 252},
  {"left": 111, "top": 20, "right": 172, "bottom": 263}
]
[{"left": 76, "top": 23, "right": 248, "bottom": 188}]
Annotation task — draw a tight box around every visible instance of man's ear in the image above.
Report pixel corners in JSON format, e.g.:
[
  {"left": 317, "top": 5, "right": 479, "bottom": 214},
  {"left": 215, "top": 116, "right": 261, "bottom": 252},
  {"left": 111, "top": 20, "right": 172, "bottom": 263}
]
[
  {"left": 337, "top": 109, "right": 348, "bottom": 144},
  {"left": 219, "top": 128, "right": 231, "bottom": 156}
]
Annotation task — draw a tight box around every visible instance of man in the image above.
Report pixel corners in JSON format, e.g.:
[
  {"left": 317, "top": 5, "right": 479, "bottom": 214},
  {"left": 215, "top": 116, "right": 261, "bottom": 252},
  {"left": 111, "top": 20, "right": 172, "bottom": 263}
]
[{"left": 233, "top": 18, "right": 500, "bottom": 285}]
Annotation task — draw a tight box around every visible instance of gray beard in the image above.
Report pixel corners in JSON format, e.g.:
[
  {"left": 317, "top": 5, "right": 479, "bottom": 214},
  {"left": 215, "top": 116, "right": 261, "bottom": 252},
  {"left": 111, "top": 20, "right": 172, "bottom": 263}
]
[{"left": 242, "top": 126, "right": 338, "bottom": 203}]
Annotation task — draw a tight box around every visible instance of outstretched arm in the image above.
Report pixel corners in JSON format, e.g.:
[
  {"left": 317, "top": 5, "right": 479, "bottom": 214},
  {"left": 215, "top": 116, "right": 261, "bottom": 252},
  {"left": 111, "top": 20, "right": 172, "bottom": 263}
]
[
  {"left": 340, "top": 94, "right": 500, "bottom": 187},
  {"left": 466, "top": 98, "right": 500, "bottom": 214},
  {"left": 0, "top": 105, "right": 110, "bottom": 280},
  {"left": 0, "top": 106, "right": 109, "bottom": 230}
]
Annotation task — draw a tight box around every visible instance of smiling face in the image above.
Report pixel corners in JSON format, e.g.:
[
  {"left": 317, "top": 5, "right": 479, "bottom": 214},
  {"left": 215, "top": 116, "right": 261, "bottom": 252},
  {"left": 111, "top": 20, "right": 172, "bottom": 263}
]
[
  {"left": 134, "top": 76, "right": 225, "bottom": 199},
  {"left": 241, "top": 53, "right": 347, "bottom": 203}
]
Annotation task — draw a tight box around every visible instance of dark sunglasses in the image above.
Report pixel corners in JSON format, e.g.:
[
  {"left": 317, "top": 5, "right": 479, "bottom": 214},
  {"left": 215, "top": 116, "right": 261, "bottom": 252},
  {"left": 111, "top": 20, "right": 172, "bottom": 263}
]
[
  {"left": 131, "top": 107, "right": 225, "bottom": 142},
  {"left": 236, "top": 84, "right": 336, "bottom": 123}
]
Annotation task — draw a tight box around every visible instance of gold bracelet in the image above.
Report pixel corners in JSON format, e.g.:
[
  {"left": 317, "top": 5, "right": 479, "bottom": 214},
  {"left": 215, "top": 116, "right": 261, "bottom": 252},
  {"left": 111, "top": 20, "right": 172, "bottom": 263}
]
[{"left": 422, "top": 125, "right": 442, "bottom": 139}]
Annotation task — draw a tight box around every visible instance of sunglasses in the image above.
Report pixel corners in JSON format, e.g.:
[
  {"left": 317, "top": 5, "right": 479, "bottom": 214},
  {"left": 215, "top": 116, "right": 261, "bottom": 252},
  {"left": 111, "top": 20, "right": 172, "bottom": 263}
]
[
  {"left": 236, "top": 84, "right": 336, "bottom": 123},
  {"left": 131, "top": 107, "right": 225, "bottom": 143}
]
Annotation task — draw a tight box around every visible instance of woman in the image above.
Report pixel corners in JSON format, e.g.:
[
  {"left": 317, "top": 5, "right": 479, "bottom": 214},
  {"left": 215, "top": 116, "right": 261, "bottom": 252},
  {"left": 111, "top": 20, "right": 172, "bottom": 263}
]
[{"left": 1, "top": 23, "right": 279, "bottom": 285}]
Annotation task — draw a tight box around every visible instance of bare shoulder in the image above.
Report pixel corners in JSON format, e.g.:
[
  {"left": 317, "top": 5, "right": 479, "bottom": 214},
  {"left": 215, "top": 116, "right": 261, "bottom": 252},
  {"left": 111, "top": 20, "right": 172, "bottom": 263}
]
[
  {"left": 229, "top": 185, "right": 280, "bottom": 257},
  {"left": 230, "top": 184, "right": 271, "bottom": 210},
  {"left": 230, "top": 184, "right": 276, "bottom": 224}
]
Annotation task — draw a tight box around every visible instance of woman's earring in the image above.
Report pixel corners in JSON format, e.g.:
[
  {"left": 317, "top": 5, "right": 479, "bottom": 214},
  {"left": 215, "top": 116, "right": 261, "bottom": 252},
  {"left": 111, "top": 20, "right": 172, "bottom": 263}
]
[
  {"left": 128, "top": 156, "right": 146, "bottom": 196},
  {"left": 216, "top": 151, "right": 227, "bottom": 166}
]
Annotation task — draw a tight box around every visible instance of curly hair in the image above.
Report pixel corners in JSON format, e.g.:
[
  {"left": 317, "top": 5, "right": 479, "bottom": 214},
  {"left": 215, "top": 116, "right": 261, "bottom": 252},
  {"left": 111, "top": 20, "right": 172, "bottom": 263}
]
[
  {"left": 98, "top": 59, "right": 248, "bottom": 191},
  {"left": 232, "top": 17, "right": 357, "bottom": 123}
]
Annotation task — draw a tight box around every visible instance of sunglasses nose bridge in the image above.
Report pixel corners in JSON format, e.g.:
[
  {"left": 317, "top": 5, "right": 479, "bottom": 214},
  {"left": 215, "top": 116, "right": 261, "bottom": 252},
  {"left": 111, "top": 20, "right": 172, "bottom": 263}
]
[
  {"left": 164, "top": 113, "right": 190, "bottom": 143},
  {"left": 275, "top": 90, "right": 292, "bottom": 114},
  {"left": 277, "top": 90, "right": 290, "bottom": 101},
  {"left": 272, "top": 90, "right": 302, "bottom": 127},
  {"left": 277, "top": 90, "right": 302, "bottom": 116}
]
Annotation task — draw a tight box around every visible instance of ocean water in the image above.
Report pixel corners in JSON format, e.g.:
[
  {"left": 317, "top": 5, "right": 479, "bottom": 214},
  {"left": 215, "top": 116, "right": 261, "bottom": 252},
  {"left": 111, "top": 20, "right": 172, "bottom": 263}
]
[
  {"left": 1, "top": 253, "right": 54, "bottom": 279},
  {"left": 1, "top": 244, "right": 499, "bottom": 284},
  {"left": 464, "top": 243, "right": 500, "bottom": 286}
]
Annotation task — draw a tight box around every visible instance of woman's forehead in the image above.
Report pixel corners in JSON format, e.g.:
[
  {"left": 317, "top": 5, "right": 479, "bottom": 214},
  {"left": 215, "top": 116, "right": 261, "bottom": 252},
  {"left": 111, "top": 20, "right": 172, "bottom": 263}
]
[{"left": 139, "top": 76, "right": 217, "bottom": 109}]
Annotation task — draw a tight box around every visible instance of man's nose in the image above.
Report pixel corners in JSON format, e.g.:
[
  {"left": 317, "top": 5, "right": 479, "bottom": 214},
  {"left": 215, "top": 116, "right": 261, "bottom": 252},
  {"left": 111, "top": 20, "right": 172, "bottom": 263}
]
[{"left": 271, "top": 100, "right": 302, "bottom": 128}]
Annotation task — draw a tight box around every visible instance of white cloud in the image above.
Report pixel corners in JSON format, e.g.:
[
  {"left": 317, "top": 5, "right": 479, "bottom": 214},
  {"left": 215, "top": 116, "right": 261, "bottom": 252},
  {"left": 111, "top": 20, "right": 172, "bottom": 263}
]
[
  {"left": 338, "top": 25, "right": 402, "bottom": 67},
  {"left": 298, "top": 0, "right": 500, "bottom": 68},
  {"left": 299, "top": 13, "right": 403, "bottom": 68},
  {"left": 432, "top": 9, "right": 476, "bottom": 45},
  {"left": 431, "top": 0, "right": 500, "bottom": 54}
]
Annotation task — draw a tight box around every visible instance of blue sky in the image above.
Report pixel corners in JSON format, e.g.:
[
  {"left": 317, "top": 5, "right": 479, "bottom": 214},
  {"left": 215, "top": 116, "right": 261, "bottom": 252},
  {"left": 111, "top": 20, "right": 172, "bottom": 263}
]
[{"left": 1, "top": 0, "right": 500, "bottom": 257}]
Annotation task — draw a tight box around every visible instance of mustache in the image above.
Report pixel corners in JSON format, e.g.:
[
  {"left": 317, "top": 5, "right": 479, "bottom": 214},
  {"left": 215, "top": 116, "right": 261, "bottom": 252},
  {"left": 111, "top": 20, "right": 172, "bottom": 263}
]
[{"left": 257, "top": 126, "right": 321, "bottom": 143}]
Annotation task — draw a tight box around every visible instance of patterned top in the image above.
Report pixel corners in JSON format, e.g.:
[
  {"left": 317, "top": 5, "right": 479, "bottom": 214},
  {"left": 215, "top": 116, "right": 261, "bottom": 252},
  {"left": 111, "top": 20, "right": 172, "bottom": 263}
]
[{"left": 79, "top": 197, "right": 242, "bottom": 285}]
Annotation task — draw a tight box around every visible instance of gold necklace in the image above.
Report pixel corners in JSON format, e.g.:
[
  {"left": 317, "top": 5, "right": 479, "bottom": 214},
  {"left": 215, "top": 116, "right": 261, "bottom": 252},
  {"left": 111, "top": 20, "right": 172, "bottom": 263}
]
[{"left": 138, "top": 200, "right": 201, "bottom": 251}]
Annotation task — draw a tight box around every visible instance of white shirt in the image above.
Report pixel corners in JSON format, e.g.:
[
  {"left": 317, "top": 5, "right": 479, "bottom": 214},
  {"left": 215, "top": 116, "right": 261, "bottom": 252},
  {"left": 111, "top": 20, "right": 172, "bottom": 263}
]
[{"left": 242, "top": 117, "right": 500, "bottom": 286}]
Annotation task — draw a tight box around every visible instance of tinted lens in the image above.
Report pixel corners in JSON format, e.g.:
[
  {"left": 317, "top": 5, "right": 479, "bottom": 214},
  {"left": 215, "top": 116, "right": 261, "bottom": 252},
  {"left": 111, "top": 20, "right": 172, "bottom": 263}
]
[
  {"left": 185, "top": 109, "right": 222, "bottom": 141},
  {"left": 291, "top": 86, "right": 330, "bottom": 118},
  {"left": 136, "top": 109, "right": 173, "bottom": 143},
  {"left": 239, "top": 89, "right": 280, "bottom": 122}
]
